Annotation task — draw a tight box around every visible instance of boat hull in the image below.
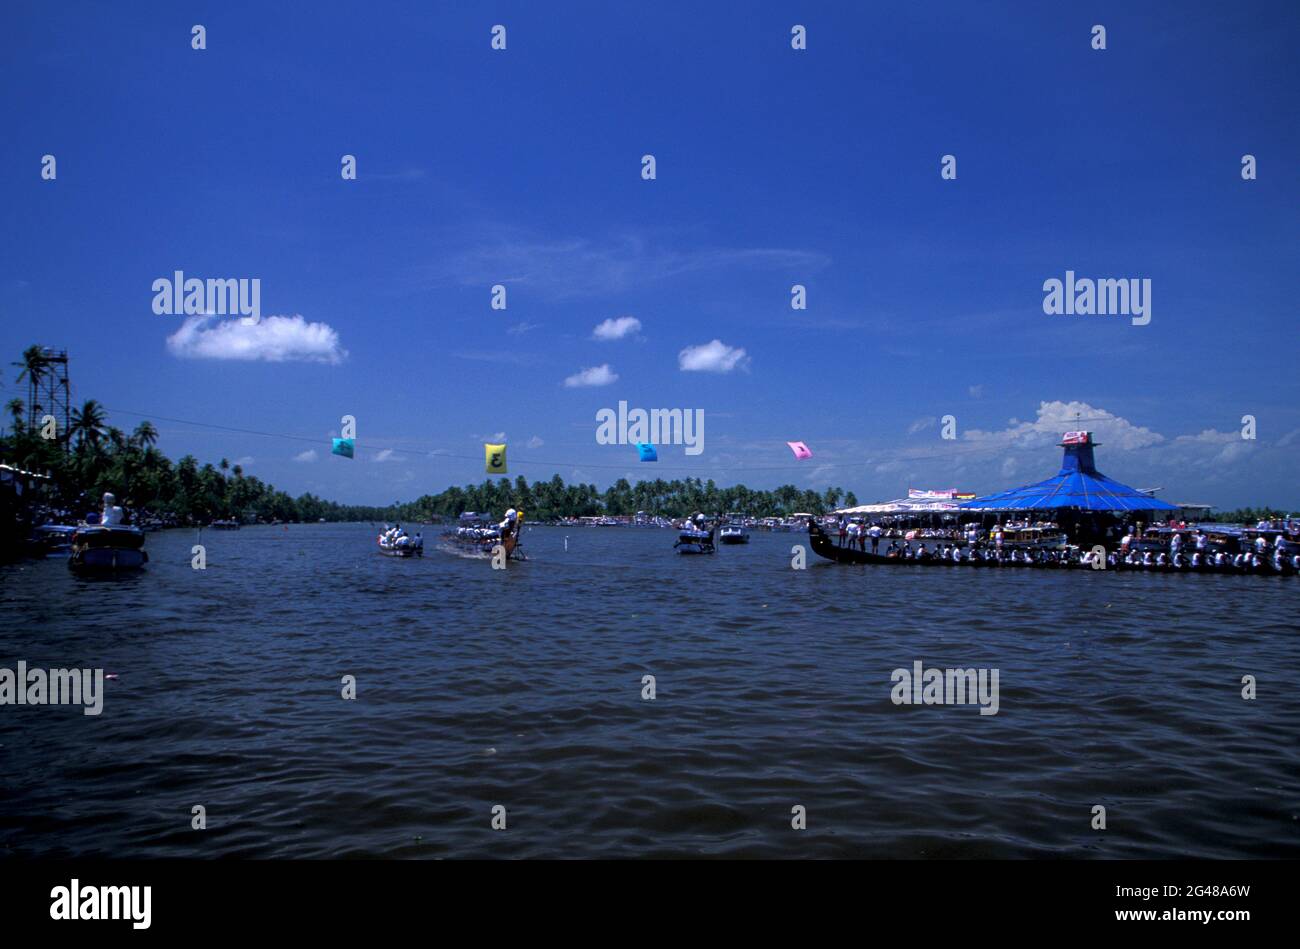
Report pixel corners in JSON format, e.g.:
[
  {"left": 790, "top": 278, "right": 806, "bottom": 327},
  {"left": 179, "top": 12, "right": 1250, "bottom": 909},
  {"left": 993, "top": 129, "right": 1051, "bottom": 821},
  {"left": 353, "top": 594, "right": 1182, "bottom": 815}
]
[{"left": 69, "top": 547, "right": 148, "bottom": 572}]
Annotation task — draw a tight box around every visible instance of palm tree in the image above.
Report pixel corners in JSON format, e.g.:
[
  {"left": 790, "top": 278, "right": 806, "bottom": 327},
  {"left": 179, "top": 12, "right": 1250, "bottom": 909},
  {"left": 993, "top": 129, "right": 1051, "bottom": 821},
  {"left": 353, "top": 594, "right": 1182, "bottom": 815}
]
[
  {"left": 4, "top": 398, "right": 23, "bottom": 436},
  {"left": 69, "top": 399, "right": 107, "bottom": 453},
  {"left": 12, "top": 345, "right": 47, "bottom": 429},
  {"left": 132, "top": 420, "right": 158, "bottom": 450}
]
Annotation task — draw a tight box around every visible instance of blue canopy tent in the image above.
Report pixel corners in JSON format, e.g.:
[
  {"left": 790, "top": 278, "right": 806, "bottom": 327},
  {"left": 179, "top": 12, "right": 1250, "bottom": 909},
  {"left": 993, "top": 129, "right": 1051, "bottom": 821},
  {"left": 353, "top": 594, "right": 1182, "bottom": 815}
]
[{"left": 960, "top": 432, "right": 1178, "bottom": 513}]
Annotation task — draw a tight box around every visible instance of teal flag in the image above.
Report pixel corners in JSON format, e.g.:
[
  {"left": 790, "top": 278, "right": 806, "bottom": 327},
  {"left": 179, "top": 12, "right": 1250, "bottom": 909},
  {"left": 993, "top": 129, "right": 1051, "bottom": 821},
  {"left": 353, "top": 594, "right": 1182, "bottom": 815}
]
[{"left": 332, "top": 437, "right": 354, "bottom": 459}]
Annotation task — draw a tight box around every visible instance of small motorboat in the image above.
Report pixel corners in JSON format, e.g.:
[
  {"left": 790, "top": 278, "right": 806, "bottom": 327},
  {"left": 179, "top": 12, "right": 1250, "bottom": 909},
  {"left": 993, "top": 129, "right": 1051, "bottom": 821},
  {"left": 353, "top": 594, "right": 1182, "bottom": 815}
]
[
  {"left": 68, "top": 525, "right": 148, "bottom": 572},
  {"left": 718, "top": 523, "right": 750, "bottom": 545},
  {"left": 31, "top": 523, "right": 77, "bottom": 557},
  {"left": 674, "top": 527, "right": 716, "bottom": 555},
  {"left": 209, "top": 519, "right": 241, "bottom": 530}
]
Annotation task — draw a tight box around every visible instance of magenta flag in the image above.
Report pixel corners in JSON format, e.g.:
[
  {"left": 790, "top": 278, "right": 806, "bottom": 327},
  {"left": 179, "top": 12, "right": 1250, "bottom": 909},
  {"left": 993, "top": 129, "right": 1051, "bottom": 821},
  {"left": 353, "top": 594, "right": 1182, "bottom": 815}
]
[{"left": 787, "top": 441, "right": 812, "bottom": 459}]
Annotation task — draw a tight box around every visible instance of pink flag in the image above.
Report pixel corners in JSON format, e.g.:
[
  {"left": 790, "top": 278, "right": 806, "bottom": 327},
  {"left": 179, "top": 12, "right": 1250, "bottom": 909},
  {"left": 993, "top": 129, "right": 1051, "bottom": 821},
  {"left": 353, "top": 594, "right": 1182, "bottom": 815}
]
[{"left": 787, "top": 441, "right": 812, "bottom": 459}]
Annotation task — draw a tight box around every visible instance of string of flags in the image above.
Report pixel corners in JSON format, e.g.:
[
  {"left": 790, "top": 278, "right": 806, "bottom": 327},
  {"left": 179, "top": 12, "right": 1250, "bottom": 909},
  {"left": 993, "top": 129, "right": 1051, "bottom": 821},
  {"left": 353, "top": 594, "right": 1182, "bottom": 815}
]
[{"left": 334, "top": 435, "right": 810, "bottom": 469}]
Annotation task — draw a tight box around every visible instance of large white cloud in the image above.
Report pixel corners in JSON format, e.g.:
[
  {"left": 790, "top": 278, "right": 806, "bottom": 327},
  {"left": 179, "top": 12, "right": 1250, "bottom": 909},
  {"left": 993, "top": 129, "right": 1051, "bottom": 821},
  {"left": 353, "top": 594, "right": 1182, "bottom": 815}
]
[
  {"left": 678, "top": 339, "right": 748, "bottom": 373},
  {"left": 563, "top": 364, "right": 618, "bottom": 387},
  {"left": 963, "top": 400, "right": 1164, "bottom": 451},
  {"left": 166, "top": 315, "right": 346, "bottom": 364}
]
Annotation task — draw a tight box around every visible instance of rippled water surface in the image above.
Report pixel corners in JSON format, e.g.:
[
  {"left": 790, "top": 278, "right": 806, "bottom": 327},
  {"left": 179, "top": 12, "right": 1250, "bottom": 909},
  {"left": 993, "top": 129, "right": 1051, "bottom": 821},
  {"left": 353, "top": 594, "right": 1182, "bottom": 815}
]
[{"left": 1, "top": 523, "right": 1297, "bottom": 858}]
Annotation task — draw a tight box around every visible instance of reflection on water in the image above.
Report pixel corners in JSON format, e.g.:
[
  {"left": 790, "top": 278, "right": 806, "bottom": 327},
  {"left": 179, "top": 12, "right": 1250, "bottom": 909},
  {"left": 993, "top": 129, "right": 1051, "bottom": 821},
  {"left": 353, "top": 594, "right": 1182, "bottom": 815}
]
[{"left": 1, "top": 523, "right": 1296, "bottom": 858}]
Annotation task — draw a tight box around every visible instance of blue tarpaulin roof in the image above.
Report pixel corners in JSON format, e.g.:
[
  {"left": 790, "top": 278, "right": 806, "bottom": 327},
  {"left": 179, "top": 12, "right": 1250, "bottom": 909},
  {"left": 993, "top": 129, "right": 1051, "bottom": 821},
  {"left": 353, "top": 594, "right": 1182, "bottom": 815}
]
[{"left": 960, "top": 435, "right": 1178, "bottom": 512}]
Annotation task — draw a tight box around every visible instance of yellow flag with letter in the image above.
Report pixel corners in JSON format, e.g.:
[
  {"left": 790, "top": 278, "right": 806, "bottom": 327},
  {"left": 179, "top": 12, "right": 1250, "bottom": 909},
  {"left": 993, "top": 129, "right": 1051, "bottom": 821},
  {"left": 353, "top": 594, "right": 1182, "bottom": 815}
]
[{"left": 485, "top": 443, "right": 507, "bottom": 474}]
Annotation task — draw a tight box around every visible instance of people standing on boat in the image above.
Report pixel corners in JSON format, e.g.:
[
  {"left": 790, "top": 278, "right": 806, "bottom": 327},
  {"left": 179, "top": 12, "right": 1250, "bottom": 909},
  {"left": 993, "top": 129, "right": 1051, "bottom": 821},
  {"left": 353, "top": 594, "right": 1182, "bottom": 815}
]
[
  {"left": 846, "top": 519, "right": 860, "bottom": 550},
  {"left": 837, "top": 517, "right": 848, "bottom": 547},
  {"left": 414, "top": 532, "right": 423, "bottom": 553},
  {"left": 499, "top": 508, "right": 519, "bottom": 536},
  {"left": 868, "top": 522, "right": 882, "bottom": 554},
  {"left": 1170, "top": 532, "right": 1183, "bottom": 558}
]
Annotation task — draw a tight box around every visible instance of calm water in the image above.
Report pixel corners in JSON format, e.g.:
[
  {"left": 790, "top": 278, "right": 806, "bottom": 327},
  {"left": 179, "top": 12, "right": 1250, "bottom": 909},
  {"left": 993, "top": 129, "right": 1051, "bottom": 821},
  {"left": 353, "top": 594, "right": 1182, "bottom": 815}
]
[{"left": 1, "top": 523, "right": 1296, "bottom": 858}]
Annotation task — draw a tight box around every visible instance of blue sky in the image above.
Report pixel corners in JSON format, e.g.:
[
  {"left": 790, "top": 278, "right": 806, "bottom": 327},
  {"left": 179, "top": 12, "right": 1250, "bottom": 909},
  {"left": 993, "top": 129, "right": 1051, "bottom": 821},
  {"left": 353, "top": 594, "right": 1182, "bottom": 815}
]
[{"left": 2, "top": 1, "right": 1297, "bottom": 507}]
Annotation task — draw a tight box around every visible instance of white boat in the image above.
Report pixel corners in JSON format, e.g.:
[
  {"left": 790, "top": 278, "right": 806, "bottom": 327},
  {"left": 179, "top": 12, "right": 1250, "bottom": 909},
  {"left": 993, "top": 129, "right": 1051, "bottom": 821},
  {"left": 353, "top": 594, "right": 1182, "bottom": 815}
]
[{"left": 718, "top": 523, "right": 750, "bottom": 544}]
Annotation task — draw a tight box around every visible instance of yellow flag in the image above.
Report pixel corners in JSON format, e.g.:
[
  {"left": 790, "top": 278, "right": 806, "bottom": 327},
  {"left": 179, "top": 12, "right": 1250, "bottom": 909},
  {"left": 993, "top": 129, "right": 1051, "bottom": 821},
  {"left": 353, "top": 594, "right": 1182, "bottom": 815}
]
[{"left": 485, "top": 443, "right": 507, "bottom": 474}]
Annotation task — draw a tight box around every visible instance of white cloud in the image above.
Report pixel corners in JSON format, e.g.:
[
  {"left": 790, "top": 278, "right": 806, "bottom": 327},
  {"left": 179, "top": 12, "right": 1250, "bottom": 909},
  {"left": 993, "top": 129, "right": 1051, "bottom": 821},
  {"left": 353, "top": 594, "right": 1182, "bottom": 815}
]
[
  {"left": 526, "top": 435, "right": 544, "bottom": 449},
  {"left": 907, "top": 417, "right": 936, "bottom": 435},
  {"left": 166, "top": 315, "right": 346, "bottom": 364},
  {"left": 233, "top": 456, "right": 254, "bottom": 466},
  {"left": 1172, "top": 428, "right": 1253, "bottom": 465},
  {"left": 373, "top": 449, "right": 401, "bottom": 463},
  {"left": 968, "top": 385, "right": 985, "bottom": 399},
  {"left": 963, "top": 400, "right": 1164, "bottom": 451},
  {"left": 293, "top": 449, "right": 318, "bottom": 463},
  {"left": 592, "top": 316, "right": 641, "bottom": 341},
  {"left": 507, "top": 321, "right": 541, "bottom": 336},
  {"left": 678, "top": 339, "right": 748, "bottom": 373},
  {"left": 563, "top": 364, "right": 618, "bottom": 388}
]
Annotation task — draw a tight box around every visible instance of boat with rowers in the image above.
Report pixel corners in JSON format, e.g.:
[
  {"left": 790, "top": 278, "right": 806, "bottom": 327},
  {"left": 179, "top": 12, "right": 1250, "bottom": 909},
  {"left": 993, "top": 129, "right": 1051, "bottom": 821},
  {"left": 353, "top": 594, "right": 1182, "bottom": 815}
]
[
  {"left": 376, "top": 523, "right": 423, "bottom": 557},
  {"left": 808, "top": 519, "right": 1297, "bottom": 574},
  {"left": 441, "top": 509, "right": 526, "bottom": 560}
]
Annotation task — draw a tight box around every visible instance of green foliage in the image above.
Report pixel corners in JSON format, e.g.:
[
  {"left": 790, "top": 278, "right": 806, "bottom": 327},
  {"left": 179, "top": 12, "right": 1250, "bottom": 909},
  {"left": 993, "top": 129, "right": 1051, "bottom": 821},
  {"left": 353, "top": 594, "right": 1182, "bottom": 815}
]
[
  {"left": 1204, "top": 506, "right": 1293, "bottom": 525},
  {"left": 391, "top": 475, "right": 849, "bottom": 522}
]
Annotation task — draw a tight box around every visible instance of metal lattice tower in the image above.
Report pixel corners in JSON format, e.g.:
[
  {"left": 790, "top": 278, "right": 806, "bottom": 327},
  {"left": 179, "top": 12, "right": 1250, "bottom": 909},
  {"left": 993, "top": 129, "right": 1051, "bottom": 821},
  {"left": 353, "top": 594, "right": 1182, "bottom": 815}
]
[{"left": 27, "top": 348, "right": 71, "bottom": 445}]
